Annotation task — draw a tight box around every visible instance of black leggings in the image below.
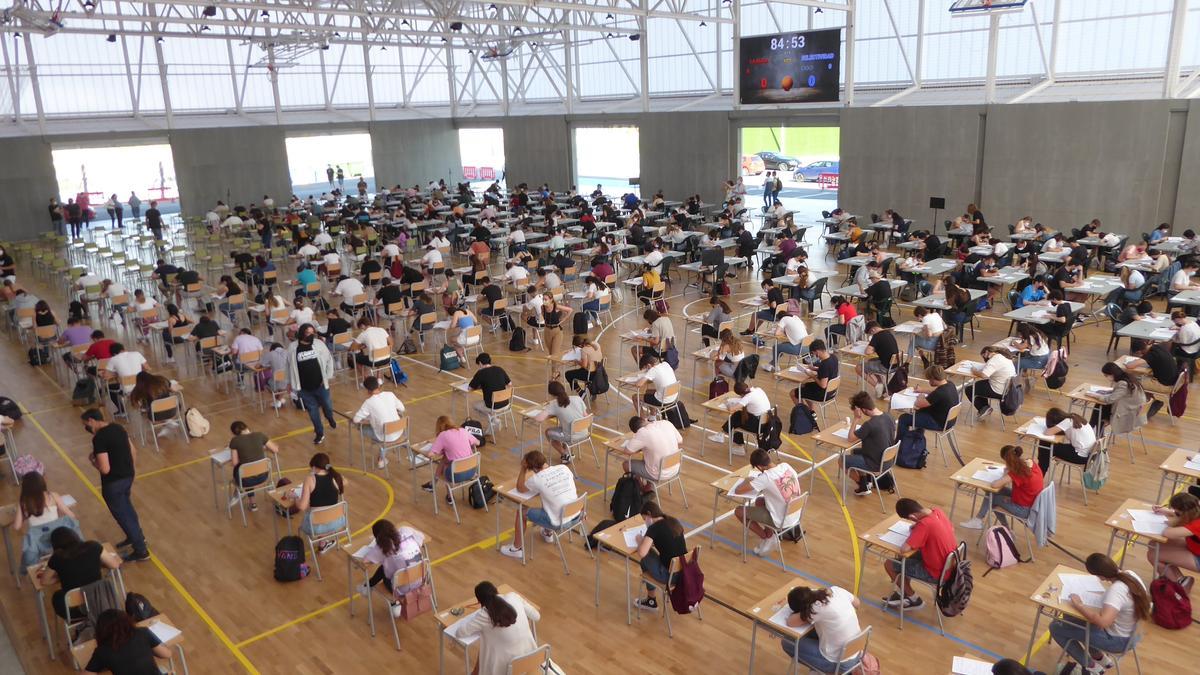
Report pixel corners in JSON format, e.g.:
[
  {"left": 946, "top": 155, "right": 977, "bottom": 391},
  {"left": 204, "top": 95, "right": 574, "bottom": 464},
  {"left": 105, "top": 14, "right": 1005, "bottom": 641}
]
[
  {"left": 972, "top": 380, "right": 1003, "bottom": 412},
  {"left": 369, "top": 567, "right": 394, "bottom": 592},
  {"left": 701, "top": 324, "right": 720, "bottom": 340},
  {"left": 1037, "top": 442, "right": 1086, "bottom": 474},
  {"left": 564, "top": 367, "right": 590, "bottom": 393}
]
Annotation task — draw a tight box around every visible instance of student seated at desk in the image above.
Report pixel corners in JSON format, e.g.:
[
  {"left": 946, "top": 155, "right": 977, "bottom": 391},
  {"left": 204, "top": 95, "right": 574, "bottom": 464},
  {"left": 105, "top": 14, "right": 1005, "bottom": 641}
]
[
  {"left": 971, "top": 346, "right": 1016, "bottom": 417},
  {"left": 636, "top": 263, "right": 660, "bottom": 305},
  {"left": 457, "top": 581, "right": 541, "bottom": 675},
  {"left": 633, "top": 309, "right": 675, "bottom": 365},
  {"left": 14, "top": 472, "right": 79, "bottom": 568},
  {"left": 1048, "top": 553, "right": 1148, "bottom": 675},
  {"left": 692, "top": 296, "right": 733, "bottom": 348},
  {"left": 422, "top": 416, "right": 480, "bottom": 499},
  {"left": 715, "top": 381, "right": 771, "bottom": 453},
  {"left": 536, "top": 382, "right": 588, "bottom": 464},
  {"left": 1127, "top": 339, "right": 1176, "bottom": 416},
  {"left": 844, "top": 391, "right": 896, "bottom": 497},
  {"left": 734, "top": 449, "right": 801, "bottom": 557},
  {"left": 798, "top": 340, "right": 838, "bottom": 408},
  {"left": 960, "top": 444, "right": 1043, "bottom": 530},
  {"left": 1148, "top": 492, "right": 1200, "bottom": 592},
  {"left": 39, "top": 527, "right": 123, "bottom": 620},
  {"left": 1092, "top": 362, "right": 1147, "bottom": 436},
  {"left": 228, "top": 420, "right": 281, "bottom": 511},
  {"left": 633, "top": 501, "right": 687, "bottom": 612},
  {"left": 767, "top": 312, "right": 810, "bottom": 372},
  {"left": 357, "top": 519, "right": 426, "bottom": 618},
  {"left": 1035, "top": 407, "right": 1096, "bottom": 475},
  {"left": 714, "top": 329, "right": 747, "bottom": 379},
  {"left": 1170, "top": 309, "right": 1200, "bottom": 360},
  {"left": 564, "top": 335, "right": 603, "bottom": 396},
  {"left": 623, "top": 415, "right": 682, "bottom": 489},
  {"left": 1012, "top": 324, "right": 1051, "bottom": 373},
  {"left": 911, "top": 307, "right": 944, "bottom": 353},
  {"left": 827, "top": 297, "right": 856, "bottom": 341},
  {"left": 84, "top": 608, "right": 173, "bottom": 675},
  {"left": 897, "top": 365, "right": 958, "bottom": 435},
  {"left": 882, "top": 498, "right": 956, "bottom": 611},
  {"left": 501, "top": 450, "right": 578, "bottom": 560},
  {"left": 857, "top": 321, "right": 898, "bottom": 397},
  {"left": 296, "top": 452, "right": 347, "bottom": 552},
  {"left": 779, "top": 585, "right": 863, "bottom": 673}
]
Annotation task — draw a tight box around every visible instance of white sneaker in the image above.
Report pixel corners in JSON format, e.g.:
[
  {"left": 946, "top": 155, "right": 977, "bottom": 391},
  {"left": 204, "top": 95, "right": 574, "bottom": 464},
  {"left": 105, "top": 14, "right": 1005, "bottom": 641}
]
[
  {"left": 731, "top": 445, "right": 746, "bottom": 456},
  {"left": 500, "top": 544, "right": 524, "bottom": 559},
  {"left": 356, "top": 582, "right": 370, "bottom": 598},
  {"left": 376, "top": 457, "right": 389, "bottom": 470},
  {"left": 540, "top": 528, "right": 555, "bottom": 544},
  {"left": 755, "top": 538, "right": 779, "bottom": 556},
  {"left": 959, "top": 518, "right": 985, "bottom": 530},
  {"left": 762, "top": 364, "right": 776, "bottom": 373},
  {"left": 272, "top": 399, "right": 284, "bottom": 409},
  {"left": 708, "top": 432, "right": 726, "bottom": 443},
  {"left": 390, "top": 602, "right": 404, "bottom": 618}
]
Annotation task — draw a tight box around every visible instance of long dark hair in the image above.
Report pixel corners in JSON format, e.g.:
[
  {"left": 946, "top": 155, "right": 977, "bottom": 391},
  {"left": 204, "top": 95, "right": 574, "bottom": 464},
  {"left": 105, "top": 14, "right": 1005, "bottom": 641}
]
[
  {"left": 50, "top": 526, "right": 86, "bottom": 559},
  {"left": 547, "top": 381, "right": 570, "bottom": 408},
  {"left": 1084, "top": 553, "right": 1151, "bottom": 621},
  {"left": 1101, "top": 362, "right": 1142, "bottom": 393},
  {"left": 309, "top": 453, "right": 344, "bottom": 493},
  {"left": 94, "top": 609, "right": 137, "bottom": 650},
  {"left": 640, "top": 501, "right": 684, "bottom": 538},
  {"left": 373, "top": 519, "right": 401, "bottom": 557},
  {"left": 474, "top": 581, "right": 517, "bottom": 628},
  {"left": 19, "top": 472, "right": 48, "bottom": 519},
  {"left": 787, "top": 586, "right": 833, "bottom": 624},
  {"left": 1045, "top": 407, "right": 1085, "bottom": 429}
]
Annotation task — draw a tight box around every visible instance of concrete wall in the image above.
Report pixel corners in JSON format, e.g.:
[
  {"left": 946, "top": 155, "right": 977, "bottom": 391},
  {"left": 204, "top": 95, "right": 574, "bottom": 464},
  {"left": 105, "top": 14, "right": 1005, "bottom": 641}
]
[
  {"left": 371, "top": 119, "right": 462, "bottom": 188},
  {"left": 839, "top": 105, "right": 985, "bottom": 231},
  {"left": 502, "top": 115, "right": 572, "bottom": 189},
  {"left": 639, "top": 111, "right": 732, "bottom": 206},
  {"left": 1173, "top": 99, "right": 1200, "bottom": 228},
  {"left": 0, "top": 137, "right": 58, "bottom": 240},
  {"left": 170, "top": 127, "right": 291, "bottom": 214}
]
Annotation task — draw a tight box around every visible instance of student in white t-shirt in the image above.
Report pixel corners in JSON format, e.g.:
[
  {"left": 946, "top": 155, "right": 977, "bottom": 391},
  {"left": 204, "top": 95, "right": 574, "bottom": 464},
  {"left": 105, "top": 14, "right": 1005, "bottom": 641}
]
[
  {"left": 635, "top": 353, "right": 678, "bottom": 417},
  {"left": 501, "top": 450, "right": 579, "bottom": 559},
  {"left": 767, "top": 313, "right": 809, "bottom": 371},
  {"left": 971, "top": 346, "right": 1015, "bottom": 417},
  {"left": 622, "top": 416, "right": 682, "bottom": 487},
  {"left": 733, "top": 449, "right": 802, "bottom": 557},
  {"left": 1049, "top": 553, "right": 1149, "bottom": 674},
  {"left": 912, "top": 306, "right": 945, "bottom": 352},
  {"left": 351, "top": 317, "right": 393, "bottom": 373},
  {"left": 103, "top": 343, "right": 147, "bottom": 414},
  {"left": 780, "top": 585, "right": 864, "bottom": 672},
  {"left": 1171, "top": 259, "right": 1200, "bottom": 292},
  {"left": 715, "top": 381, "right": 772, "bottom": 454},
  {"left": 1171, "top": 309, "right": 1200, "bottom": 356},
  {"left": 502, "top": 261, "right": 530, "bottom": 286},
  {"left": 1036, "top": 407, "right": 1096, "bottom": 475},
  {"left": 352, "top": 376, "right": 407, "bottom": 469},
  {"left": 420, "top": 245, "right": 443, "bottom": 270}
]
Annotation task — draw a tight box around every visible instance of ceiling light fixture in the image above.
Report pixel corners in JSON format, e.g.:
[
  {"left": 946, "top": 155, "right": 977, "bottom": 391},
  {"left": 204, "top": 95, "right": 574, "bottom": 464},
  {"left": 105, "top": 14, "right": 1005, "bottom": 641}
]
[
  {"left": 260, "top": 10, "right": 269, "bottom": 18},
  {"left": 202, "top": 5, "right": 216, "bottom": 17},
  {"left": 82, "top": 0, "right": 96, "bottom": 14},
  {"left": 629, "top": 34, "right": 640, "bottom": 41},
  {"left": 450, "top": 21, "right": 463, "bottom": 31},
  {"left": 814, "top": 7, "right": 823, "bottom": 13},
  {"left": 200, "top": 25, "right": 209, "bottom": 31},
  {"left": 605, "top": 13, "right": 613, "bottom": 19},
  {"left": 106, "top": 33, "right": 116, "bottom": 42},
  {"left": 402, "top": 19, "right": 409, "bottom": 26},
  {"left": 699, "top": 21, "right": 707, "bottom": 27}
]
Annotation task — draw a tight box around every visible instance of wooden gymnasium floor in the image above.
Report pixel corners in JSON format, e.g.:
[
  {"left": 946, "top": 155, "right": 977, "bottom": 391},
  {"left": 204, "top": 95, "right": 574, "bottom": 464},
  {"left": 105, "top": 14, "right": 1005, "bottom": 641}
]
[{"left": 0, "top": 230, "right": 1195, "bottom": 675}]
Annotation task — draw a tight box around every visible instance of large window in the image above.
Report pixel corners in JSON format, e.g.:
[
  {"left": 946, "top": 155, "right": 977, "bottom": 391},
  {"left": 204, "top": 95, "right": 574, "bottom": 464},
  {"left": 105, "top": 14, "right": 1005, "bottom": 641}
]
[
  {"left": 574, "top": 126, "right": 640, "bottom": 197},
  {"left": 458, "top": 128, "right": 506, "bottom": 190},
  {"left": 739, "top": 126, "right": 840, "bottom": 224},
  {"left": 52, "top": 142, "right": 180, "bottom": 217},
  {"left": 285, "top": 133, "right": 375, "bottom": 198}
]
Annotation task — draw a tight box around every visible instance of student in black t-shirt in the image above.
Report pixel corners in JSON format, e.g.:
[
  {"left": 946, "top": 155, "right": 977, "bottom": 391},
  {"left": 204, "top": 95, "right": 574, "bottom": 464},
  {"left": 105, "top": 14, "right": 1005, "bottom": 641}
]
[
  {"left": 742, "top": 278, "right": 785, "bottom": 336},
  {"left": 85, "top": 608, "right": 171, "bottom": 675},
  {"left": 633, "top": 501, "right": 688, "bottom": 612},
  {"left": 859, "top": 321, "right": 898, "bottom": 396},
  {"left": 897, "top": 365, "right": 960, "bottom": 434},
  {"left": 1040, "top": 291, "right": 1074, "bottom": 342},
  {"left": 81, "top": 409, "right": 149, "bottom": 561},
  {"left": 144, "top": 201, "right": 163, "bottom": 240},
  {"left": 479, "top": 281, "right": 504, "bottom": 320},
  {"left": 1130, "top": 338, "right": 1177, "bottom": 418},
  {"left": 799, "top": 340, "right": 839, "bottom": 406},
  {"left": 40, "top": 527, "right": 123, "bottom": 620},
  {"left": 409, "top": 292, "right": 436, "bottom": 335},
  {"left": 468, "top": 353, "right": 512, "bottom": 419},
  {"left": 290, "top": 323, "right": 338, "bottom": 444}
]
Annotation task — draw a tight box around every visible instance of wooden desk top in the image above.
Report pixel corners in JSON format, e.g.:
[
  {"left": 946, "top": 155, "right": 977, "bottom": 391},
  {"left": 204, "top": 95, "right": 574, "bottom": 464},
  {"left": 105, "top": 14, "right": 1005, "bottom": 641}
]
[
  {"left": 493, "top": 482, "right": 542, "bottom": 507},
  {"left": 71, "top": 613, "right": 185, "bottom": 667},
  {"left": 603, "top": 433, "right": 639, "bottom": 457},
  {"left": 268, "top": 484, "right": 303, "bottom": 510},
  {"left": 858, "top": 515, "right": 913, "bottom": 558},
  {"left": 836, "top": 341, "right": 870, "bottom": 358},
  {"left": 591, "top": 515, "right": 645, "bottom": 559},
  {"left": 775, "top": 364, "right": 813, "bottom": 384},
  {"left": 710, "top": 464, "right": 756, "bottom": 495},
  {"left": 1066, "top": 383, "right": 1111, "bottom": 405},
  {"left": 1014, "top": 417, "right": 1058, "bottom": 442},
  {"left": 1029, "top": 564, "right": 1096, "bottom": 620},
  {"left": 950, "top": 457, "right": 1006, "bottom": 493},
  {"left": 946, "top": 359, "right": 986, "bottom": 380},
  {"left": 619, "top": 330, "right": 653, "bottom": 345},
  {"left": 746, "top": 579, "right": 815, "bottom": 640},
  {"left": 1159, "top": 448, "right": 1200, "bottom": 479},
  {"left": 702, "top": 391, "right": 742, "bottom": 414},
  {"left": 691, "top": 345, "right": 720, "bottom": 361},
  {"left": 812, "top": 420, "right": 862, "bottom": 451},
  {"left": 28, "top": 542, "right": 120, "bottom": 592},
  {"left": 436, "top": 583, "right": 519, "bottom": 631},
  {"left": 1105, "top": 498, "right": 1168, "bottom": 544}
]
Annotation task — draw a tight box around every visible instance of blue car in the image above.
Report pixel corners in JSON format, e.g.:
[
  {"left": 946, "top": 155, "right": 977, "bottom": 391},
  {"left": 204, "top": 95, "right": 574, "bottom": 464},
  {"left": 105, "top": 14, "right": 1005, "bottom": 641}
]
[{"left": 793, "top": 160, "right": 839, "bottom": 182}]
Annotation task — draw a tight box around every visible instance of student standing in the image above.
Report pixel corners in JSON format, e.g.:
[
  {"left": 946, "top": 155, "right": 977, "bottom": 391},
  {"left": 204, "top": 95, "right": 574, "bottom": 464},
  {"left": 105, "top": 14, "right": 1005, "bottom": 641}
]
[
  {"left": 779, "top": 585, "right": 863, "bottom": 673},
  {"left": 81, "top": 409, "right": 149, "bottom": 562},
  {"left": 456, "top": 581, "right": 541, "bottom": 675},
  {"left": 288, "top": 323, "right": 338, "bottom": 445},
  {"left": 1048, "top": 553, "right": 1149, "bottom": 675},
  {"left": 960, "top": 445, "right": 1043, "bottom": 530},
  {"left": 882, "top": 498, "right": 957, "bottom": 610},
  {"left": 633, "top": 501, "right": 688, "bottom": 612}
]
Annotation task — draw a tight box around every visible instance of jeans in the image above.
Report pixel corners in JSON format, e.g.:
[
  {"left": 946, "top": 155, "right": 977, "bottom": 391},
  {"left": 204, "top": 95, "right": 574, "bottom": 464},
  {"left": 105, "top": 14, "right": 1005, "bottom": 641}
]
[
  {"left": 976, "top": 486, "right": 1032, "bottom": 521},
  {"left": 897, "top": 411, "right": 946, "bottom": 434},
  {"left": 772, "top": 341, "right": 806, "bottom": 366},
  {"left": 1049, "top": 619, "right": 1134, "bottom": 667},
  {"left": 297, "top": 387, "right": 335, "bottom": 436},
  {"left": 1018, "top": 352, "right": 1050, "bottom": 372},
  {"left": 639, "top": 550, "right": 678, "bottom": 592},
  {"left": 781, "top": 632, "right": 861, "bottom": 674},
  {"left": 101, "top": 477, "right": 146, "bottom": 554},
  {"left": 913, "top": 334, "right": 939, "bottom": 351}
]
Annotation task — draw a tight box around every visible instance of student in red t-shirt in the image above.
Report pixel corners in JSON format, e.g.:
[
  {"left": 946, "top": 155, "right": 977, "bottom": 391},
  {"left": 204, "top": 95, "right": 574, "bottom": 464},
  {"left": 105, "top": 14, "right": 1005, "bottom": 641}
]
[
  {"left": 883, "top": 498, "right": 958, "bottom": 610},
  {"left": 960, "top": 444, "right": 1043, "bottom": 531},
  {"left": 1150, "top": 492, "right": 1200, "bottom": 593},
  {"left": 83, "top": 330, "right": 116, "bottom": 361},
  {"left": 827, "top": 296, "right": 857, "bottom": 342}
]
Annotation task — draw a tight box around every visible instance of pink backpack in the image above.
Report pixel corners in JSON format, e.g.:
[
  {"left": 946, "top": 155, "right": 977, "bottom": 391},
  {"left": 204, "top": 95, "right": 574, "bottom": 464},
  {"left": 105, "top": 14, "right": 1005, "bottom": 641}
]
[
  {"left": 983, "top": 525, "right": 1025, "bottom": 574},
  {"left": 12, "top": 454, "right": 44, "bottom": 478}
]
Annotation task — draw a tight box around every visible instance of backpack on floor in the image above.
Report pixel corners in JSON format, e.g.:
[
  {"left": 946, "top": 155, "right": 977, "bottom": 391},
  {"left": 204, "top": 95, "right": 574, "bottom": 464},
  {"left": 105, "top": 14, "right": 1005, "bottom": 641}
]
[
  {"left": 756, "top": 408, "right": 783, "bottom": 452},
  {"left": 27, "top": 347, "right": 49, "bottom": 366},
  {"left": 468, "top": 475, "right": 496, "bottom": 509},
  {"left": 886, "top": 364, "right": 909, "bottom": 395},
  {"left": 389, "top": 359, "right": 409, "bottom": 385},
  {"left": 896, "top": 428, "right": 928, "bottom": 470},
  {"left": 982, "top": 525, "right": 1026, "bottom": 575},
  {"left": 1150, "top": 576, "right": 1193, "bottom": 629},
  {"left": 668, "top": 548, "right": 705, "bottom": 614},
  {"left": 1082, "top": 447, "right": 1110, "bottom": 491},
  {"left": 654, "top": 298, "right": 670, "bottom": 314},
  {"left": 462, "top": 419, "right": 486, "bottom": 447},
  {"left": 708, "top": 377, "right": 729, "bottom": 400},
  {"left": 185, "top": 408, "right": 210, "bottom": 437},
  {"left": 12, "top": 454, "right": 44, "bottom": 478},
  {"left": 664, "top": 400, "right": 693, "bottom": 430},
  {"left": 1000, "top": 382, "right": 1024, "bottom": 416},
  {"left": 789, "top": 403, "right": 820, "bottom": 435},
  {"left": 398, "top": 336, "right": 419, "bottom": 355},
  {"left": 859, "top": 652, "right": 881, "bottom": 675},
  {"left": 586, "top": 518, "right": 618, "bottom": 550},
  {"left": 71, "top": 378, "right": 98, "bottom": 406},
  {"left": 935, "top": 555, "right": 973, "bottom": 618},
  {"left": 610, "top": 472, "right": 645, "bottom": 520},
  {"left": 273, "top": 535, "right": 309, "bottom": 582},
  {"left": 509, "top": 326, "right": 529, "bottom": 352},
  {"left": 0, "top": 397, "right": 21, "bottom": 420},
  {"left": 438, "top": 345, "right": 461, "bottom": 372}
]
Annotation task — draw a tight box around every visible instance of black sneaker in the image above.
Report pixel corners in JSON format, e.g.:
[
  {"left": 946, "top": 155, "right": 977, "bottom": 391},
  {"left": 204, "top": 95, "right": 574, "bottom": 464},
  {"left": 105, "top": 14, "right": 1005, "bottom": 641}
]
[
  {"left": 421, "top": 482, "right": 434, "bottom": 493},
  {"left": 314, "top": 434, "right": 325, "bottom": 445},
  {"left": 115, "top": 538, "right": 132, "bottom": 549},
  {"left": 122, "top": 550, "right": 151, "bottom": 563},
  {"left": 901, "top": 596, "right": 924, "bottom": 610},
  {"left": 634, "top": 597, "right": 658, "bottom": 611},
  {"left": 328, "top": 418, "right": 338, "bottom": 429},
  {"left": 882, "top": 592, "right": 903, "bottom": 607}
]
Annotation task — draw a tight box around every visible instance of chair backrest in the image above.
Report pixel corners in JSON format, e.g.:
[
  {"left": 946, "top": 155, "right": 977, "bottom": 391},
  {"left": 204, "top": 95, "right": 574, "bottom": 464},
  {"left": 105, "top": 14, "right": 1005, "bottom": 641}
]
[
  {"left": 491, "top": 386, "right": 514, "bottom": 409},
  {"left": 659, "top": 380, "right": 681, "bottom": 404},
  {"left": 391, "top": 560, "right": 425, "bottom": 592},
  {"left": 657, "top": 450, "right": 682, "bottom": 478},
  {"left": 557, "top": 492, "right": 588, "bottom": 525},
  {"left": 309, "top": 501, "right": 348, "bottom": 528},
  {"left": 492, "top": 297, "right": 508, "bottom": 312},
  {"left": 62, "top": 586, "right": 88, "bottom": 618},
  {"left": 944, "top": 402, "right": 962, "bottom": 430},
  {"left": 879, "top": 442, "right": 900, "bottom": 471},
  {"left": 227, "top": 293, "right": 246, "bottom": 307},
  {"left": 305, "top": 282, "right": 321, "bottom": 295},
  {"left": 237, "top": 458, "right": 271, "bottom": 486},
  {"left": 464, "top": 324, "right": 482, "bottom": 340},
  {"left": 450, "top": 452, "right": 481, "bottom": 478},
  {"left": 332, "top": 331, "right": 352, "bottom": 347},
  {"left": 119, "top": 374, "right": 137, "bottom": 390},
  {"left": 383, "top": 418, "right": 408, "bottom": 439},
  {"left": 238, "top": 349, "right": 261, "bottom": 365},
  {"left": 273, "top": 369, "right": 287, "bottom": 385},
  {"left": 781, "top": 491, "right": 808, "bottom": 526},
  {"left": 835, "top": 626, "right": 872, "bottom": 669},
  {"left": 369, "top": 346, "right": 391, "bottom": 364},
  {"left": 418, "top": 312, "right": 436, "bottom": 330},
  {"left": 824, "top": 376, "right": 842, "bottom": 398},
  {"left": 569, "top": 414, "right": 593, "bottom": 437},
  {"left": 507, "top": 645, "right": 552, "bottom": 675},
  {"left": 35, "top": 324, "right": 57, "bottom": 339},
  {"left": 149, "top": 396, "right": 178, "bottom": 419},
  {"left": 199, "top": 336, "right": 219, "bottom": 350}
]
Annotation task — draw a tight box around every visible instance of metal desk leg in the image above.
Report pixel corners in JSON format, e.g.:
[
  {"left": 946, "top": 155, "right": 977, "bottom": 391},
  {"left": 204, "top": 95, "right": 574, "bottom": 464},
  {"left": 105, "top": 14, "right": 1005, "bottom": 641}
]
[
  {"left": 898, "top": 560, "right": 907, "bottom": 630},
  {"left": 748, "top": 622, "right": 759, "bottom": 674},
  {"left": 518, "top": 505, "right": 527, "bottom": 566},
  {"left": 438, "top": 628, "right": 445, "bottom": 675},
  {"left": 347, "top": 555, "right": 355, "bottom": 618},
  {"left": 709, "top": 490, "right": 719, "bottom": 549},
  {"left": 36, "top": 588, "right": 54, "bottom": 657},
  {"left": 210, "top": 461, "right": 219, "bottom": 511},
  {"left": 494, "top": 498, "right": 502, "bottom": 551},
  {"left": 366, "top": 566, "right": 375, "bottom": 638},
  {"left": 624, "top": 554, "right": 632, "bottom": 626},
  {"left": 594, "top": 547, "right": 602, "bottom": 608},
  {"left": 2, "top": 526, "right": 16, "bottom": 587},
  {"left": 1024, "top": 608, "right": 1043, "bottom": 664},
  {"left": 176, "top": 645, "right": 190, "bottom": 675}
]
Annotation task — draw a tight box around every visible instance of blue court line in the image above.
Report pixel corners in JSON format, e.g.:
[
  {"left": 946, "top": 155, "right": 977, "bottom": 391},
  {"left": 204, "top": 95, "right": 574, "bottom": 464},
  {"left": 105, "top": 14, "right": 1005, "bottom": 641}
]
[{"left": 571, "top": 472, "right": 1008, "bottom": 663}]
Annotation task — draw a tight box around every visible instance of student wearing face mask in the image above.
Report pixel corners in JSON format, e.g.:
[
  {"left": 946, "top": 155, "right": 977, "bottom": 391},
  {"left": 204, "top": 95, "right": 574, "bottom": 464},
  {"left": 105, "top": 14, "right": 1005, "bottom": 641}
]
[{"left": 288, "top": 323, "right": 338, "bottom": 445}]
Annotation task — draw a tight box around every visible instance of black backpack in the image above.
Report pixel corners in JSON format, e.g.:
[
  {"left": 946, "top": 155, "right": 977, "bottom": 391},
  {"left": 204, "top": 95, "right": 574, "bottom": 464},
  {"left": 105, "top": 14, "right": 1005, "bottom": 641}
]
[
  {"left": 1045, "top": 349, "right": 1069, "bottom": 389},
  {"left": 274, "top": 536, "right": 306, "bottom": 582},
  {"left": 789, "top": 403, "right": 819, "bottom": 435},
  {"left": 610, "top": 472, "right": 645, "bottom": 520},
  {"left": 124, "top": 592, "right": 159, "bottom": 621},
  {"left": 756, "top": 409, "right": 783, "bottom": 451},
  {"left": 462, "top": 419, "right": 487, "bottom": 447},
  {"left": 509, "top": 326, "right": 529, "bottom": 352},
  {"left": 573, "top": 311, "right": 590, "bottom": 335},
  {"left": 0, "top": 396, "right": 22, "bottom": 420},
  {"left": 587, "top": 362, "right": 610, "bottom": 396},
  {"left": 469, "top": 475, "right": 496, "bottom": 509}
]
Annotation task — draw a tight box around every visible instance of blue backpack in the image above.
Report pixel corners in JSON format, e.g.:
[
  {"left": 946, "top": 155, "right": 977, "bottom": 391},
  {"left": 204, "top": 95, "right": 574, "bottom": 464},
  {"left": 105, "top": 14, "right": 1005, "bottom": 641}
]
[{"left": 896, "top": 428, "right": 928, "bottom": 469}]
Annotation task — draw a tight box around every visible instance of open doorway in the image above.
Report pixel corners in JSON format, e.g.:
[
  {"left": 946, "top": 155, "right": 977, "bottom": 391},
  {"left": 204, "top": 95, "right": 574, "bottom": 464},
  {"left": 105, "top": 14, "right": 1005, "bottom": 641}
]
[
  {"left": 285, "top": 132, "right": 375, "bottom": 200},
  {"left": 51, "top": 142, "right": 180, "bottom": 228},
  {"left": 458, "top": 127, "right": 506, "bottom": 192},
  {"left": 739, "top": 126, "right": 839, "bottom": 224},
  {"left": 574, "top": 126, "right": 639, "bottom": 197}
]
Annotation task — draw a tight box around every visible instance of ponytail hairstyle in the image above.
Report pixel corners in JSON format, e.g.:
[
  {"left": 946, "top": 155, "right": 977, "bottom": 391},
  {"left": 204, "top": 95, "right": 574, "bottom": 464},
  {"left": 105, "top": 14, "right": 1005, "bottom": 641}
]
[
  {"left": 309, "top": 452, "right": 344, "bottom": 493},
  {"left": 786, "top": 586, "right": 834, "bottom": 624},
  {"left": 372, "top": 519, "right": 401, "bottom": 557},
  {"left": 548, "top": 381, "right": 571, "bottom": 408},
  {"left": 1084, "top": 553, "right": 1151, "bottom": 621},
  {"left": 1000, "top": 445, "right": 1031, "bottom": 479},
  {"left": 1167, "top": 492, "right": 1200, "bottom": 525},
  {"left": 474, "top": 581, "right": 517, "bottom": 628}
]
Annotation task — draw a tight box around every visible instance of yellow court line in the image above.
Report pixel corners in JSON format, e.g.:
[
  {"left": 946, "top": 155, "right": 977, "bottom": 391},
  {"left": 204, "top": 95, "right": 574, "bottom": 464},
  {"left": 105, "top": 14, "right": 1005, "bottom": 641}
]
[
  {"left": 19, "top": 404, "right": 261, "bottom": 674},
  {"left": 783, "top": 435, "right": 863, "bottom": 594}
]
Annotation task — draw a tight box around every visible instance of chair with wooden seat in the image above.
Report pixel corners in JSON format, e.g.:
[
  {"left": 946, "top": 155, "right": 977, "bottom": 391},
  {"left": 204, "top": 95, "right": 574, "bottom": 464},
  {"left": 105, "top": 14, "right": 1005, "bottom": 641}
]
[
  {"left": 221, "top": 293, "right": 249, "bottom": 328},
  {"left": 483, "top": 297, "right": 509, "bottom": 334},
  {"left": 1049, "top": 435, "right": 1107, "bottom": 505},
  {"left": 236, "top": 348, "right": 267, "bottom": 396},
  {"left": 984, "top": 481, "right": 1055, "bottom": 561},
  {"left": 594, "top": 294, "right": 614, "bottom": 326},
  {"left": 526, "top": 492, "right": 591, "bottom": 575},
  {"left": 801, "top": 375, "right": 841, "bottom": 425},
  {"left": 145, "top": 395, "right": 187, "bottom": 452},
  {"left": 857, "top": 441, "right": 901, "bottom": 513},
  {"left": 59, "top": 587, "right": 91, "bottom": 669},
  {"left": 375, "top": 559, "right": 437, "bottom": 651},
  {"left": 372, "top": 418, "right": 411, "bottom": 478},
  {"left": 433, "top": 452, "right": 486, "bottom": 524},
  {"left": 640, "top": 545, "right": 703, "bottom": 637},
  {"left": 558, "top": 414, "right": 600, "bottom": 469},
  {"left": 227, "top": 458, "right": 274, "bottom": 527},
  {"left": 931, "top": 403, "right": 964, "bottom": 468},
  {"left": 356, "top": 346, "right": 395, "bottom": 385},
  {"left": 1109, "top": 400, "right": 1151, "bottom": 464},
  {"left": 507, "top": 645, "right": 553, "bottom": 675},
  {"left": 261, "top": 369, "right": 291, "bottom": 416},
  {"left": 347, "top": 292, "right": 369, "bottom": 320},
  {"left": 479, "top": 386, "right": 518, "bottom": 442},
  {"left": 33, "top": 325, "right": 58, "bottom": 364},
  {"left": 647, "top": 451, "right": 689, "bottom": 509},
  {"left": 304, "top": 501, "right": 352, "bottom": 581},
  {"left": 644, "top": 381, "right": 681, "bottom": 423},
  {"left": 414, "top": 312, "right": 437, "bottom": 351},
  {"left": 458, "top": 324, "right": 485, "bottom": 363}
]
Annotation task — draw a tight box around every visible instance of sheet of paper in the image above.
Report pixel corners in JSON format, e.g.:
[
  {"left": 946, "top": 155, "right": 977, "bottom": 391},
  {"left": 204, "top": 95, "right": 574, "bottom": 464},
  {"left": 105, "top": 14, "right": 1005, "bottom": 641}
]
[
  {"left": 560, "top": 348, "right": 582, "bottom": 362},
  {"left": 147, "top": 621, "right": 181, "bottom": 644},
  {"left": 971, "top": 466, "right": 1006, "bottom": 484},
  {"left": 508, "top": 487, "right": 538, "bottom": 501},
  {"left": 888, "top": 520, "right": 913, "bottom": 537},
  {"left": 767, "top": 604, "right": 805, "bottom": 632},
  {"left": 951, "top": 656, "right": 994, "bottom": 675},
  {"left": 62, "top": 495, "right": 77, "bottom": 508},
  {"left": 444, "top": 610, "right": 482, "bottom": 645},
  {"left": 831, "top": 426, "right": 859, "bottom": 440},
  {"left": 1031, "top": 310, "right": 1052, "bottom": 319},
  {"left": 727, "top": 478, "right": 756, "bottom": 497},
  {"left": 354, "top": 542, "right": 385, "bottom": 565},
  {"left": 1058, "top": 573, "right": 1105, "bottom": 607},
  {"left": 1087, "top": 386, "right": 1113, "bottom": 395},
  {"left": 622, "top": 524, "right": 649, "bottom": 549},
  {"left": 1024, "top": 417, "right": 1049, "bottom": 437},
  {"left": 890, "top": 392, "right": 918, "bottom": 411},
  {"left": 1184, "top": 456, "right": 1200, "bottom": 471},
  {"left": 210, "top": 448, "right": 232, "bottom": 464},
  {"left": 878, "top": 530, "right": 909, "bottom": 548},
  {"left": 1150, "top": 328, "right": 1176, "bottom": 340}
]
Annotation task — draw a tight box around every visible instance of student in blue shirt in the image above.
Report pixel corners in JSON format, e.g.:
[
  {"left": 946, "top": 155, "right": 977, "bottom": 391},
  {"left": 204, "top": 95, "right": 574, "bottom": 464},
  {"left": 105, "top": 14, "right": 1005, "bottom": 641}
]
[
  {"left": 1015, "top": 277, "right": 1047, "bottom": 308},
  {"left": 1149, "top": 223, "right": 1170, "bottom": 243},
  {"left": 296, "top": 264, "right": 318, "bottom": 289}
]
